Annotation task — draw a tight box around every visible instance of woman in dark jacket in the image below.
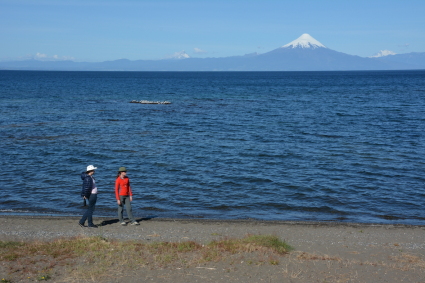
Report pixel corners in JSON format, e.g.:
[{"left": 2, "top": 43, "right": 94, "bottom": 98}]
[{"left": 79, "top": 165, "right": 98, "bottom": 228}]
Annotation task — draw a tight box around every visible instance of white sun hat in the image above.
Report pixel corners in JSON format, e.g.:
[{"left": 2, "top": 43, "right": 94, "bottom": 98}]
[{"left": 86, "top": 165, "right": 97, "bottom": 171}]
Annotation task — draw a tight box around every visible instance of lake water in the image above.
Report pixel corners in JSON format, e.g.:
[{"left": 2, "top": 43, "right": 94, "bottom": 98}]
[{"left": 1, "top": 70, "right": 424, "bottom": 224}]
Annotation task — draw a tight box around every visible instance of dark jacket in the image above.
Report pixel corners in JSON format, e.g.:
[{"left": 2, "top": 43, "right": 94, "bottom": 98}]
[{"left": 81, "top": 172, "right": 95, "bottom": 198}]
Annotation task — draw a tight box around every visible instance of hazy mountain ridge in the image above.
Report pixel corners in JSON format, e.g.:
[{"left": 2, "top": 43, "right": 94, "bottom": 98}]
[
  {"left": 1, "top": 34, "right": 424, "bottom": 71},
  {"left": 375, "top": 52, "right": 425, "bottom": 68}
]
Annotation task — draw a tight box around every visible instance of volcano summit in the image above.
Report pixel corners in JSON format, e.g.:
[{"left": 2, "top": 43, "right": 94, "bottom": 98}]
[{"left": 282, "top": 33, "right": 327, "bottom": 49}]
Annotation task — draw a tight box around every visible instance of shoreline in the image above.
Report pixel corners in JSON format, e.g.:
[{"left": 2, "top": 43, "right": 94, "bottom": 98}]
[
  {"left": 1, "top": 214, "right": 424, "bottom": 228},
  {"left": 1, "top": 215, "right": 424, "bottom": 245},
  {"left": 1, "top": 215, "right": 424, "bottom": 282}
]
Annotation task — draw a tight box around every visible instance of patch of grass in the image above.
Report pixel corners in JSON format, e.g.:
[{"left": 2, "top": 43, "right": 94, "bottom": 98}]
[
  {"left": 207, "top": 234, "right": 292, "bottom": 256},
  {"left": 389, "top": 253, "right": 425, "bottom": 270},
  {"left": 243, "top": 235, "right": 293, "bottom": 254},
  {"left": 0, "top": 241, "right": 24, "bottom": 248},
  {"left": 296, "top": 252, "right": 342, "bottom": 262},
  {"left": 36, "top": 274, "right": 51, "bottom": 281},
  {"left": 177, "top": 241, "right": 201, "bottom": 252},
  {"left": 0, "top": 234, "right": 292, "bottom": 282}
]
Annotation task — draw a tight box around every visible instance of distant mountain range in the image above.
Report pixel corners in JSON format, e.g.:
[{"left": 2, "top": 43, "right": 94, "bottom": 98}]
[{"left": 1, "top": 34, "right": 424, "bottom": 71}]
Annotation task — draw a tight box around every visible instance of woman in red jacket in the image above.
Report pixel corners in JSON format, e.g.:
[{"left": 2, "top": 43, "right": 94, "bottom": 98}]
[{"left": 115, "top": 167, "right": 139, "bottom": 226}]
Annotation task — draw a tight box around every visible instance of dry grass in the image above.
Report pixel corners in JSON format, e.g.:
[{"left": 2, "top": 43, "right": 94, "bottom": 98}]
[
  {"left": 293, "top": 250, "right": 425, "bottom": 272},
  {"left": 2, "top": 236, "right": 424, "bottom": 283},
  {"left": 0, "top": 234, "right": 292, "bottom": 282},
  {"left": 387, "top": 253, "right": 425, "bottom": 271},
  {"left": 296, "top": 251, "right": 342, "bottom": 262}
]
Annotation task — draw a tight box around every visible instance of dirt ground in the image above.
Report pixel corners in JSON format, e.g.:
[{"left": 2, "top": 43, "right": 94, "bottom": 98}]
[{"left": 1, "top": 216, "right": 424, "bottom": 282}]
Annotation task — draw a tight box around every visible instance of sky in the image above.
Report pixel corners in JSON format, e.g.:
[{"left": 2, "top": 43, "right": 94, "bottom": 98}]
[{"left": 1, "top": 0, "right": 424, "bottom": 62}]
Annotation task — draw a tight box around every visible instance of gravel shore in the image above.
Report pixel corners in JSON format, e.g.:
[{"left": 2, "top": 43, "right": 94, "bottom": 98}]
[{"left": 1, "top": 216, "right": 424, "bottom": 282}]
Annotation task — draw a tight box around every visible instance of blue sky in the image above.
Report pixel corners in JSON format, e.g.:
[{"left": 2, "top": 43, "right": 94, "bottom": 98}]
[{"left": 1, "top": 0, "right": 424, "bottom": 61}]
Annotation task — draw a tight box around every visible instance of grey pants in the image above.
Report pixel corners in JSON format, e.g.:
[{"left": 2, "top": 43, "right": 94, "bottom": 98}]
[{"left": 118, "top": 195, "right": 135, "bottom": 223}]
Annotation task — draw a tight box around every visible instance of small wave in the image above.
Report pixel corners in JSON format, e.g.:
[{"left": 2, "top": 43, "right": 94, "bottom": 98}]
[
  {"left": 210, "top": 205, "right": 233, "bottom": 211},
  {"left": 246, "top": 177, "right": 273, "bottom": 183},
  {"left": 0, "top": 209, "right": 28, "bottom": 212},
  {"left": 144, "top": 206, "right": 168, "bottom": 212},
  {"left": 112, "top": 149, "right": 138, "bottom": 153},
  {"left": 336, "top": 111, "right": 361, "bottom": 117},
  {"left": 154, "top": 162, "right": 169, "bottom": 167},
  {"left": 376, "top": 215, "right": 406, "bottom": 220},
  {"left": 0, "top": 209, "right": 77, "bottom": 217}
]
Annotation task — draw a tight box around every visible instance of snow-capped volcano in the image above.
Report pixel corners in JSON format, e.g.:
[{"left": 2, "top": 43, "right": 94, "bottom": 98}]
[
  {"left": 164, "top": 50, "right": 190, "bottom": 59},
  {"left": 369, "top": 50, "right": 397, "bottom": 58},
  {"left": 282, "top": 34, "right": 326, "bottom": 49}
]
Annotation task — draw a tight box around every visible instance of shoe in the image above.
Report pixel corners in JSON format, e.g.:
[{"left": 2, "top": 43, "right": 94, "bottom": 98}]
[
  {"left": 120, "top": 222, "right": 127, "bottom": 226},
  {"left": 87, "top": 225, "right": 98, "bottom": 228},
  {"left": 78, "top": 222, "right": 85, "bottom": 228},
  {"left": 130, "top": 221, "right": 140, "bottom": 226}
]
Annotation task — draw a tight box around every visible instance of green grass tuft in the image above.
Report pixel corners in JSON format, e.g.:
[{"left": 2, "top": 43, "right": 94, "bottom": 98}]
[
  {"left": 0, "top": 241, "right": 24, "bottom": 248},
  {"left": 243, "top": 235, "right": 293, "bottom": 254}
]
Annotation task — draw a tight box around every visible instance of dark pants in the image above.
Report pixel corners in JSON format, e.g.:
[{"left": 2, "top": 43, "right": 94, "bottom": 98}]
[
  {"left": 118, "top": 195, "right": 135, "bottom": 223},
  {"left": 80, "top": 194, "right": 97, "bottom": 226}
]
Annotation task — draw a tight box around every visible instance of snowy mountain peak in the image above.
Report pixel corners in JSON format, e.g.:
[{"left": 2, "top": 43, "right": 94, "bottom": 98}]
[
  {"left": 164, "top": 51, "right": 190, "bottom": 60},
  {"left": 369, "top": 50, "right": 397, "bottom": 58},
  {"left": 282, "top": 34, "right": 327, "bottom": 49}
]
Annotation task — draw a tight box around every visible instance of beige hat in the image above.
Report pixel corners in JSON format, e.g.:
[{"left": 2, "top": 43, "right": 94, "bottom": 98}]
[{"left": 86, "top": 165, "right": 97, "bottom": 171}]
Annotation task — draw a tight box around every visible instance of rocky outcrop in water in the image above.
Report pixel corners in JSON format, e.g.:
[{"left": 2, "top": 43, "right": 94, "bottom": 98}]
[{"left": 130, "top": 100, "right": 171, "bottom": 104}]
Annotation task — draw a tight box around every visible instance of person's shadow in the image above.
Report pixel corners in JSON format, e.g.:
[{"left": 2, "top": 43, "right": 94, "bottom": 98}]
[{"left": 100, "top": 215, "right": 158, "bottom": 226}]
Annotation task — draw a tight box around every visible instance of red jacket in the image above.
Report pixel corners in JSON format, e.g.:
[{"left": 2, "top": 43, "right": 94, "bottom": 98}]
[{"left": 115, "top": 176, "right": 133, "bottom": 200}]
